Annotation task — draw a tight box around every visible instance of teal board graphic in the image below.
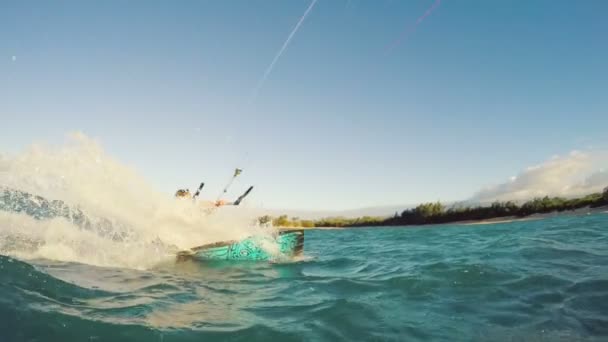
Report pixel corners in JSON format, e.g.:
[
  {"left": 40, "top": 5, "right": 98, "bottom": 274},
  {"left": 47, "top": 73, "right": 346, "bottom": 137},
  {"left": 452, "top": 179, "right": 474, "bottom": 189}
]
[{"left": 178, "top": 229, "right": 305, "bottom": 261}]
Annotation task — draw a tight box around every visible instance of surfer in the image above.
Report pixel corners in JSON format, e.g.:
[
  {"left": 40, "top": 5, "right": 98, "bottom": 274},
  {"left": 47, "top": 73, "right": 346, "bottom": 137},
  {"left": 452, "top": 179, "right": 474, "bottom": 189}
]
[
  {"left": 174, "top": 188, "right": 231, "bottom": 207},
  {"left": 174, "top": 169, "right": 253, "bottom": 207}
]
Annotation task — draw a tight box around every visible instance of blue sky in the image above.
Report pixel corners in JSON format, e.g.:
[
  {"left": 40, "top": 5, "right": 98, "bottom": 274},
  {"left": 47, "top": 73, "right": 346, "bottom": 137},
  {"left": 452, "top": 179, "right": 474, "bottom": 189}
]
[{"left": 1, "top": 0, "right": 607, "bottom": 211}]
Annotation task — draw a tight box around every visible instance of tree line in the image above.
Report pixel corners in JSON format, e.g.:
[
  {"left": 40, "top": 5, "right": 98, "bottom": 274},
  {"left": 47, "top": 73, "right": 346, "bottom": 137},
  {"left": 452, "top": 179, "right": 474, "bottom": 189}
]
[
  {"left": 257, "top": 214, "right": 386, "bottom": 228},
  {"left": 262, "top": 187, "right": 608, "bottom": 228}
]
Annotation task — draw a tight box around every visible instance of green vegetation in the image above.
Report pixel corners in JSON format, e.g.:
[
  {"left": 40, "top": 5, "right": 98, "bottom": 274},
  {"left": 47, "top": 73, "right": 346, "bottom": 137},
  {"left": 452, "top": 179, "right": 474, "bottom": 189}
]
[
  {"left": 261, "top": 188, "right": 608, "bottom": 228},
  {"left": 258, "top": 214, "right": 384, "bottom": 228},
  {"left": 385, "top": 192, "right": 607, "bottom": 226}
]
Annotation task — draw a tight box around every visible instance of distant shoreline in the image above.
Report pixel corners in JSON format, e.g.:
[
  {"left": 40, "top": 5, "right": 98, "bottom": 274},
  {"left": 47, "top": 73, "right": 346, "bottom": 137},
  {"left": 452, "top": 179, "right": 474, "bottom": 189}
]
[
  {"left": 460, "top": 216, "right": 541, "bottom": 226},
  {"left": 275, "top": 204, "right": 608, "bottom": 230},
  {"left": 265, "top": 189, "right": 608, "bottom": 229}
]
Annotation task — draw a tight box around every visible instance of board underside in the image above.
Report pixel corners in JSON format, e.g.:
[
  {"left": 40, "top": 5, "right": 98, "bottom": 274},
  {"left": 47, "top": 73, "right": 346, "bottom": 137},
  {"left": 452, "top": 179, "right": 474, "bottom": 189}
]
[{"left": 177, "top": 229, "right": 304, "bottom": 261}]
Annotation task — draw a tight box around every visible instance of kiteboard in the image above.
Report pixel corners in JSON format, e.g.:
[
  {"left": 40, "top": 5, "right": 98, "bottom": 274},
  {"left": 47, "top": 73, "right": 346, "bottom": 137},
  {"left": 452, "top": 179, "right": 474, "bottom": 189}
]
[{"left": 176, "top": 229, "right": 304, "bottom": 262}]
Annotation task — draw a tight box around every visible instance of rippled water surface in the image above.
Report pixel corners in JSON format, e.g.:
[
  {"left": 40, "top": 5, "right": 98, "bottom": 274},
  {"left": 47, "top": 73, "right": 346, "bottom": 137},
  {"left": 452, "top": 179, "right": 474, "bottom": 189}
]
[{"left": 1, "top": 213, "right": 608, "bottom": 341}]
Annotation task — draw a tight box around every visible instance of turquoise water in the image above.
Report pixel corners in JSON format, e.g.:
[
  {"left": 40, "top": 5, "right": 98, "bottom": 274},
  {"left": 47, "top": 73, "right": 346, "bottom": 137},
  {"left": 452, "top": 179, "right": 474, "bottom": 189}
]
[{"left": 1, "top": 213, "right": 607, "bottom": 341}]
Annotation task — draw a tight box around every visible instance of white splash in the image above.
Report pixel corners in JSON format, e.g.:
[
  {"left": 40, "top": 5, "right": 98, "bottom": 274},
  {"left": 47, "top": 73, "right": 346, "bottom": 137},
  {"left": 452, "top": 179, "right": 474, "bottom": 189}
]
[{"left": 0, "top": 132, "right": 269, "bottom": 269}]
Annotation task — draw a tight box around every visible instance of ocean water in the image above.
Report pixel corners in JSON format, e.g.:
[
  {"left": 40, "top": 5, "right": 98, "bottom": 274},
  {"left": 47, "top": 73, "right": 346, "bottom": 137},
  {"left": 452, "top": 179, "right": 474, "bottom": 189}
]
[{"left": 1, "top": 213, "right": 607, "bottom": 341}]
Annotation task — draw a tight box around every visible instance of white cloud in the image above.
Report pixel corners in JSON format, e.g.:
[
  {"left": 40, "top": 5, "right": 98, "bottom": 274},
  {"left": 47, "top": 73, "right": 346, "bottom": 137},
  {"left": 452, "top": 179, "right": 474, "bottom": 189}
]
[{"left": 472, "top": 151, "right": 608, "bottom": 203}]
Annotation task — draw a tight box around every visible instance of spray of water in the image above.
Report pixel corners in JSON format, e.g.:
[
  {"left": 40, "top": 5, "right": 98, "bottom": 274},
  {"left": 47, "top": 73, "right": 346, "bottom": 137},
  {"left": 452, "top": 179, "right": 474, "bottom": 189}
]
[{"left": 0, "top": 133, "right": 269, "bottom": 269}]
